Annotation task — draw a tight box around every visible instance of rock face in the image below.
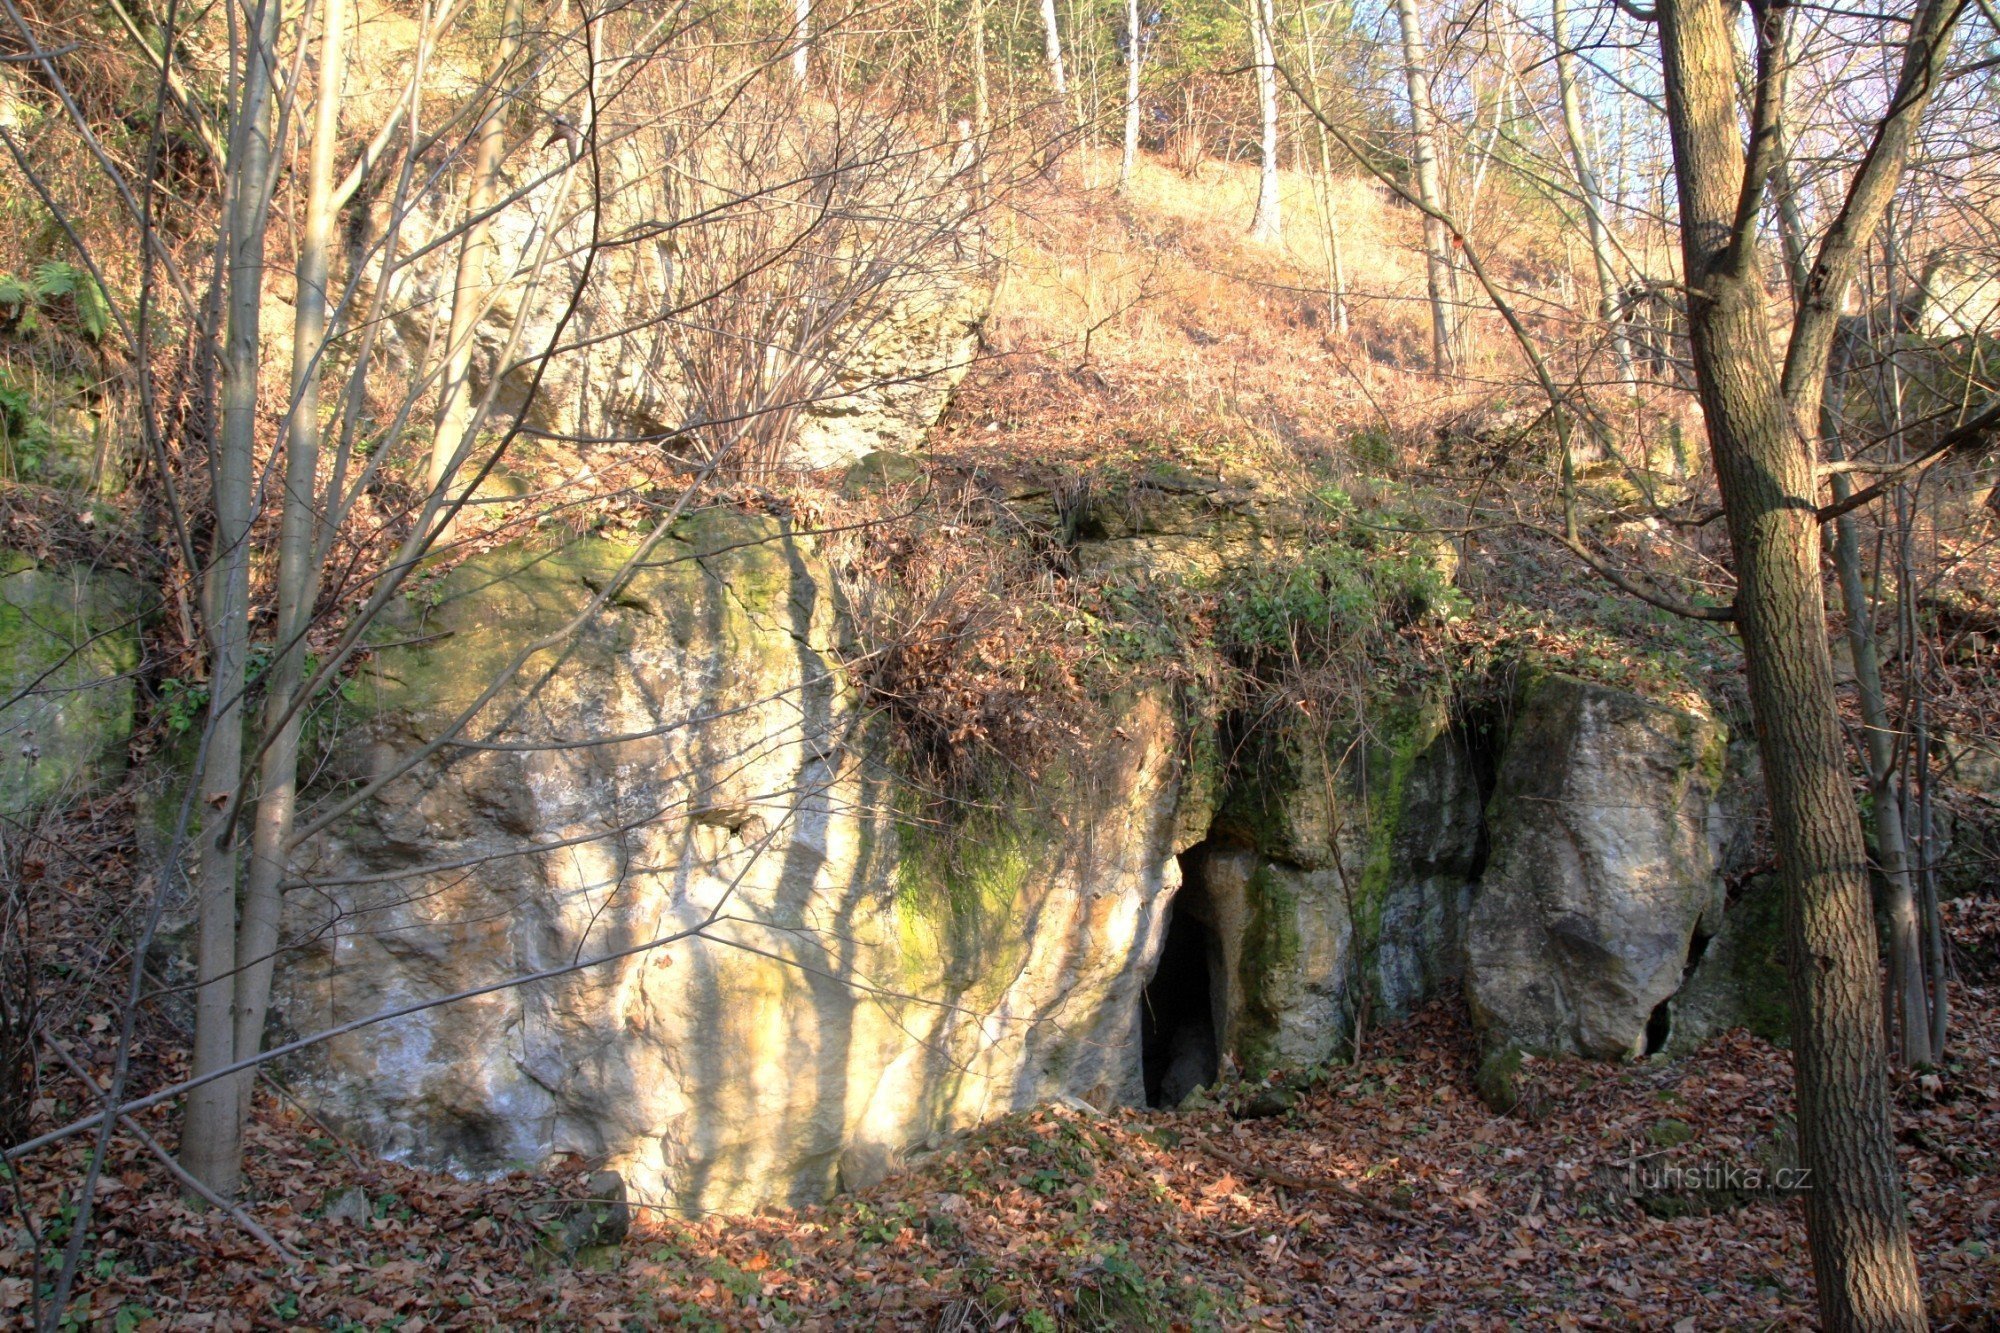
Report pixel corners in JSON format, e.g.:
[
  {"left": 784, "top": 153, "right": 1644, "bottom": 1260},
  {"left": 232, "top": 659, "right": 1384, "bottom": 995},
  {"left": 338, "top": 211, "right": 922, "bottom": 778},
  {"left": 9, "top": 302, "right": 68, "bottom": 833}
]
[
  {"left": 1912, "top": 250, "right": 2000, "bottom": 340},
  {"left": 372, "top": 154, "right": 987, "bottom": 472},
  {"left": 1070, "top": 468, "right": 1308, "bottom": 580},
  {"left": 788, "top": 280, "right": 989, "bottom": 470},
  {"left": 1, "top": 552, "right": 143, "bottom": 815},
  {"left": 1663, "top": 873, "right": 1791, "bottom": 1056},
  {"left": 1465, "top": 673, "right": 1728, "bottom": 1060},
  {"left": 283, "top": 516, "right": 1184, "bottom": 1213},
  {"left": 1180, "top": 696, "right": 1487, "bottom": 1076},
  {"left": 274, "top": 508, "right": 1767, "bottom": 1209}
]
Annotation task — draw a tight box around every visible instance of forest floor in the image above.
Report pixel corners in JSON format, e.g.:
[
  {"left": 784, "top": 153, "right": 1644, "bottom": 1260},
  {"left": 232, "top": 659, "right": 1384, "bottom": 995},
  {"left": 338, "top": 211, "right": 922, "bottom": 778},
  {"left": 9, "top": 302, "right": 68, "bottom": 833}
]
[{"left": 8, "top": 906, "right": 1998, "bottom": 1330}]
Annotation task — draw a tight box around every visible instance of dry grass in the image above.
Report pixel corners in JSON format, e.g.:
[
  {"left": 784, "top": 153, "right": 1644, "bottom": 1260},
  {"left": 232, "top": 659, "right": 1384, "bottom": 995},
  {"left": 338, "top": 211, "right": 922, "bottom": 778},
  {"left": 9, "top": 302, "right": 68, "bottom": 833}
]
[{"left": 959, "top": 144, "right": 1648, "bottom": 497}]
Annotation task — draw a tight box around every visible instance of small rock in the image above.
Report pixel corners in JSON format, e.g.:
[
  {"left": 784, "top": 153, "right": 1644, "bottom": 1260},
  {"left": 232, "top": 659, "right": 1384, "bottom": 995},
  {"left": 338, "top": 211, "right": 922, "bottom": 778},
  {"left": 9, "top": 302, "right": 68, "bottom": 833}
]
[
  {"left": 1474, "top": 1046, "right": 1550, "bottom": 1120},
  {"left": 321, "top": 1186, "right": 372, "bottom": 1228},
  {"left": 1647, "top": 1118, "right": 1695, "bottom": 1148},
  {"left": 841, "top": 450, "right": 925, "bottom": 495},
  {"left": 567, "top": 1169, "right": 631, "bottom": 1250},
  {"left": 533, "top": 1170, "right": 630, "bottom": 1264},
  {"left": 1235, "top": 1085, "right": 1297, "bottom": 1120}
]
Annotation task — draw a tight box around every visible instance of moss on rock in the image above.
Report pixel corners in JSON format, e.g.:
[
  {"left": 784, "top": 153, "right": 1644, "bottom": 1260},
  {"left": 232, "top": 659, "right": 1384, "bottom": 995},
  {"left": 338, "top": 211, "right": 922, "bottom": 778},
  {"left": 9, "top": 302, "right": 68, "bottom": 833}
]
[
  {"left": 1, "top": 551, "right": 145, "bottom": 812},
  {"left": 1664, "top": 873, "right": 1792, "bottom": 1054}
]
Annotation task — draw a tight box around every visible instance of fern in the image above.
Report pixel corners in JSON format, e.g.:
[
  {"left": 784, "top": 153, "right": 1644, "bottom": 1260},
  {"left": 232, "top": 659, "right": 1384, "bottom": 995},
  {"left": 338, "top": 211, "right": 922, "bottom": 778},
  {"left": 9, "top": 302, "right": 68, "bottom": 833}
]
[
  {"left": 0, "top": 262, "right": 111, "bottom": 342},
  {"left": 29, "top": 261, "right": 110, "bottom": 341}
]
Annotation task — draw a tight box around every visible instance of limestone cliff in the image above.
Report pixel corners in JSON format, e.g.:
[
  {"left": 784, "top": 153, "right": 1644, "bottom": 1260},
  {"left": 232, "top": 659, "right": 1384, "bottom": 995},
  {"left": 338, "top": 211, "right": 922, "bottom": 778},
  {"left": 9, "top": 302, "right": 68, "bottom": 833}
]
[{"left": 281, "top": 514, "right": 1187, "bottom": 1212}]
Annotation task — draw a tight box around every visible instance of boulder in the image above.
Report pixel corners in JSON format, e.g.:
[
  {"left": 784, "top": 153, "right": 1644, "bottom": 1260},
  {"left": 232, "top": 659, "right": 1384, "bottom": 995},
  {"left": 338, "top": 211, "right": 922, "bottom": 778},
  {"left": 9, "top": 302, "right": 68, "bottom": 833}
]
[
  {"left": 1, "top": 551, "right": 144, "bottom": 814},
  {"left": 1465, "top": 673, "right": 1728, "bottom": 1060}
]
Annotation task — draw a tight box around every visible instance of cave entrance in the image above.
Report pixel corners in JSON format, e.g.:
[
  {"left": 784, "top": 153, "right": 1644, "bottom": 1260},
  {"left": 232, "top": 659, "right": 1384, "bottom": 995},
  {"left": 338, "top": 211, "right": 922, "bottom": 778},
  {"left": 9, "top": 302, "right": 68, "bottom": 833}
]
[{"left": 1142, "top": 844, "right": 1221, "bottom": 1108}]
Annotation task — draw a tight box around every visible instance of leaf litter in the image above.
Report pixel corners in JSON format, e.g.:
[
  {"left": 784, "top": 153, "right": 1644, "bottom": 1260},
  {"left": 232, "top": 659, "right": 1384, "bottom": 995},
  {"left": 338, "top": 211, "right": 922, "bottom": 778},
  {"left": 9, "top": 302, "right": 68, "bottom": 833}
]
[{"left": 6, "top": 964, "right": 1998, "bottom": 1329}]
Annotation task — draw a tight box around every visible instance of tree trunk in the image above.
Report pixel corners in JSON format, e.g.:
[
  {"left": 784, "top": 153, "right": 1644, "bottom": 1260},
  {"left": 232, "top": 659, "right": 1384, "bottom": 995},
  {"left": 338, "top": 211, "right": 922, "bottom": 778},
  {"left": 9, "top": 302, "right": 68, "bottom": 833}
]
[
  {"left": 1394, "top": 0, "right": 1458, "bottom": 370},
  {"left": 429, "top": 0, "right": 525, "bottom": 495},
  {"left": 1295, "top": 0, "right": 1346, "bottom": 334},
  {"left": 1248, "top": 0, "right": 1282, "bottom": 243},
  {"left": 972, "top": 0, "right": 990, "bottom": 148},
  {"left": 181, "top": 0, "right": 282, "bottom": 1200},
  {"left": 1039, "top": 0, "right": 1067, "bottom": 98},
  {"left": 231, "top": 0, "right": 350, "bottom": 1147},
  {"left": 793, "top": 0, "right": 811, "bottom": 84},
  {"left": 1552, "top": 0, "right": 1630, "bottom": 386},
  {"left": 1120, "top": 0, "right": 1141, "bottom": 187},
  {"left": 1655, "top": 0, "right": 1928, "bottom": 1322},
  {"left": 1827, "top": 432, "right": 1933, "bottom": 1068}
]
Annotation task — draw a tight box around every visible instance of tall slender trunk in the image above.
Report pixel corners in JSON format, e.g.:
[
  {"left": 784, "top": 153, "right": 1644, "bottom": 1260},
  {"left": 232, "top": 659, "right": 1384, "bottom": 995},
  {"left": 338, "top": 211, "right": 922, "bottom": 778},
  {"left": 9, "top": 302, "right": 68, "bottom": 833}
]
[
  {"left": 792, "top": 0, "right": 811, "bottom": 84},
  {"left": 1394, "top": 0, "right": 1458, "bottom": 370},
  {"left": 1552, "top": 0, "right": 1630, "bottom": 386},
  {"left": 230, "top": 0, "right": 350, "bottom": 1148},
  {"left": 1655, "top": 0, "right": 1951, "bottom": 1320},
  {"left": 429, "top": 0, "right": 524, "bottom": 494},
  {"left": 1765, "top": 4, "right": 1945, "bottom": 1072},
  {"left": 1248, "top": 0, "right": 1282, "bottom": 243},
  {"left": 970, "top": 0, "right": 991, "bottom": 216},
  {"left": 1120, "top": 0, "right": 1140, "bottom": 187},
  {"left": 972, "top": 0, "right": 990, "bottom": 146},
  {"left": 181, "top": 0, "right": 281, "bottom": 1200},
  {"left": 1825, "top": 363, "right": 1932, "bottom": 1069},
  {"left": 1295, "top": 0, "right": 1346, "bottom": 333},
  {"left": 1039, "top": 0, "right": 1067, "bottom": 97}
]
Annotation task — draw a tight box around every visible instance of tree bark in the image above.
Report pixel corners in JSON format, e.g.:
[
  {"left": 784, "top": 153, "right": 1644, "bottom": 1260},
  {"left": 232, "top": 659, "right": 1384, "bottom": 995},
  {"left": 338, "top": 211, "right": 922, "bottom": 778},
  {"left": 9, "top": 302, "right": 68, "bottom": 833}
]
[
  {"left": 232, "top": 0, "right": 349, "bottom": 1146},
  {"left": 793, "top": 0, "right": 811, "bottom": 84},
  {"left": 1552, "top": 0, "right": 1630, "bottom": 386},
  {"left": 181, "top": 0, "right": 282, "bottom": 1200},
  {"left": 1394, "top": 0, "right": 1458, "bottom": 370},
  {"left": 1039, "top": 0, "right": 1068, "bottom": 98},
  {"left": 1120, "top": 0, "right": 1141, "bottom": 187},
  {"left": 1248, "top": 0, "right": 1282, "bottom": 243},
  {"left": 1655, "top": 0, "right": 1938, "bottom": 1322}
]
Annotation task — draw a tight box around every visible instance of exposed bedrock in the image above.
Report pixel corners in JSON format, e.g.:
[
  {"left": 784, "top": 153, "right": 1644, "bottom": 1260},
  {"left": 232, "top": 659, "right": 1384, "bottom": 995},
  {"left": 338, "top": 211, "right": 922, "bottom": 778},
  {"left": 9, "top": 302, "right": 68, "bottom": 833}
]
[{"left": 256, "top": 486, "right": 1780, "bottom": 1212}]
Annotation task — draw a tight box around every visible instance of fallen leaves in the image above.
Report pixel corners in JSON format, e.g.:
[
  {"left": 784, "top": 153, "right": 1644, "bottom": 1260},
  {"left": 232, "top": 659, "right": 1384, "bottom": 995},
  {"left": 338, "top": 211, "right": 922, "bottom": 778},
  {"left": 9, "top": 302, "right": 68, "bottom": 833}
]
[{"left": 8, "top": 949, "right": 2000, "bottom": 1327}]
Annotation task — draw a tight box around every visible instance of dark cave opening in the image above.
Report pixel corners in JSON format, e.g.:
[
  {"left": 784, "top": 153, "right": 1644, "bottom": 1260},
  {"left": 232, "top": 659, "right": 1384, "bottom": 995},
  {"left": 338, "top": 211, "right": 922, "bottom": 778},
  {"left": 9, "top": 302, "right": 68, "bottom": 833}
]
[
  {"left": 1644, "top": 927, "right": 1716, "bottom": 1056},
  {"left": 1142, "top": 845, "right": 1221, "bottom": 1108}
]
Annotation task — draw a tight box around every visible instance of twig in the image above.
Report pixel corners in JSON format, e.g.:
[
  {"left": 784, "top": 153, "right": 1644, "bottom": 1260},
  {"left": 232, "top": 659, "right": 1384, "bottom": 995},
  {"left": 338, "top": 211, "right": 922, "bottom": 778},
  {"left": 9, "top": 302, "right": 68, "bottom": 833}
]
[
  {"left": 1196, "top": 1139, "right": 1418, "bottom": 1225},
  {"left": 44, "top": 1038, "right": 301, "bottom": 1264}
]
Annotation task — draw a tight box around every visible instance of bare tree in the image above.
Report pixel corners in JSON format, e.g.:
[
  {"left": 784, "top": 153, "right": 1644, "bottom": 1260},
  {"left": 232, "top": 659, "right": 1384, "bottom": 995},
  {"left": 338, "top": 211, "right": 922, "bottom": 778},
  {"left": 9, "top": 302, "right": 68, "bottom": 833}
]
[
  {"left": 1121, "top": 0, "right": 1143, "bottom": 187},
  {"left": 1551, "top": 0, "right": 1631, "bottom": 385},
  {"left": 1394, "top": 0, "right": 1460, "bottom": 369},
  {"left": 1249, "top": 0, "right": 1284, "bottom": 242},
  {"left": 1652, "top": 0, "right": 1967, "bottom": 1321},
  {"left": 1295, "top": 0, "right": 1347, "bottom": 333},
  {"left": 230, "top": 0, "right": 352, "bottom": 1178},
  {"left": 181, "top": 0, "right": 281, "bottom": 1201},
  {"left": 1040, "top": 0, "right": 1069, "bottom": 98}
]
